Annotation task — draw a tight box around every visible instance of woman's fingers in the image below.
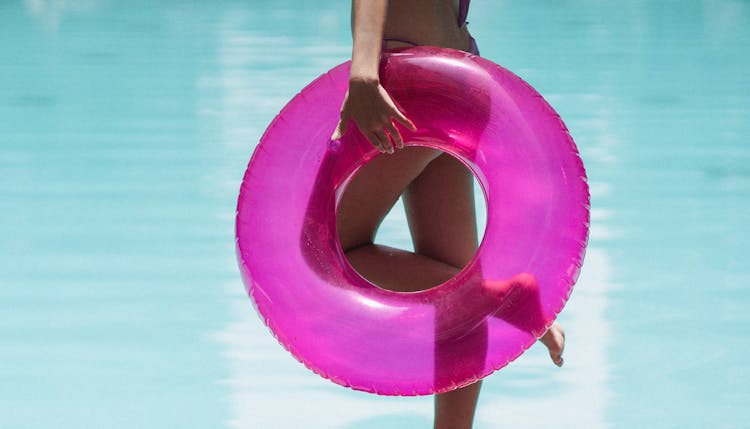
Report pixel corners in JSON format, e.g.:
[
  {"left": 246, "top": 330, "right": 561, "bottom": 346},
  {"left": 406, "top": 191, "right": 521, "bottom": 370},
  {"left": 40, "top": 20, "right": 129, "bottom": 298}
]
[
  {"left": 363, "top": 130, "right": 383, "bottom": 153},
  {"left": 341, "top": 118, "right": 393, "bottom": 153},
  {"left": 372, "top": 128, "right": 394, "bottom": 154},
  {"left": 385, "top": 121, "right": 404, "bottom": 150},
  {"left": 389, "top": 103, "right": 417, "bottom": 132},
  {"left": 360, "top": 119, "right": 407, "bottom": 153}
]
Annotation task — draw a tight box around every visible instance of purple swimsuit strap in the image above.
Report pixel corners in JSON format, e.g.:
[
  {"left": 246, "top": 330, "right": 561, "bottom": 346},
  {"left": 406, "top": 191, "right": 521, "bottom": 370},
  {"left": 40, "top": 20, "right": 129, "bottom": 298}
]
[{"left": 458, "top": 0, "right": 470, "bottom": 27}]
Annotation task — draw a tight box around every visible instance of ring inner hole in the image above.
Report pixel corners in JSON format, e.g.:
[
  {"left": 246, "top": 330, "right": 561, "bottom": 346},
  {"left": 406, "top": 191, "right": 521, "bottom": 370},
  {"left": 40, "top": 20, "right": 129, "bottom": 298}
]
[{"left": 336, "top": 147, "right": 488, "bottom": 292}]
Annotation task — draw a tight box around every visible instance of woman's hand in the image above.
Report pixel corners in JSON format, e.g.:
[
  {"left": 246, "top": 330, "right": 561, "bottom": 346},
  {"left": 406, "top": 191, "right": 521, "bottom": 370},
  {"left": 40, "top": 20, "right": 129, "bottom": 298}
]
[{"left": 331, "top": 77, "right": 416, "bottom": 154}]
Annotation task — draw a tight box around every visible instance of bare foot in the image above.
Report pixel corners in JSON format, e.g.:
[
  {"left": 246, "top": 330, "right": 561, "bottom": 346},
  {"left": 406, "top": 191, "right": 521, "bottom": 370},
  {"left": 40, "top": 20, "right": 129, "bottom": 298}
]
[{"left": 539, "top": 322, "right": 565, "bottom": 367}]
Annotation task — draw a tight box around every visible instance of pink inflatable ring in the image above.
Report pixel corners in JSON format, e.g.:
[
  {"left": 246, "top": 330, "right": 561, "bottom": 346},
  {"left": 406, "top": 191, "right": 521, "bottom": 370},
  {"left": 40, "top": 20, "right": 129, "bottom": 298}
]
[{"left": 236, "top": 47, "right": 589, "bottom": 396}]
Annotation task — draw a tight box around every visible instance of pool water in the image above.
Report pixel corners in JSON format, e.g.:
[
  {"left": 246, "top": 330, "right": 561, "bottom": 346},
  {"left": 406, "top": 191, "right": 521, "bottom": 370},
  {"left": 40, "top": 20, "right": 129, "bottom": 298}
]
[{"left": 1, "top": 1, "right": 748, "bottom": 428}]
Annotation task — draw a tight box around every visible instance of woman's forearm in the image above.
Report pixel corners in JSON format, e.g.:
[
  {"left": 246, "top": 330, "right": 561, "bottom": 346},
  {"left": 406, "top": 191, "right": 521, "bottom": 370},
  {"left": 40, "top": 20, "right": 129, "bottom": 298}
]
[
  {"left": 333, "top": 0, "right": 414, "bottom": 152},
  {"left": 350, "top": 0, "right": 388, "bottom": 83}
]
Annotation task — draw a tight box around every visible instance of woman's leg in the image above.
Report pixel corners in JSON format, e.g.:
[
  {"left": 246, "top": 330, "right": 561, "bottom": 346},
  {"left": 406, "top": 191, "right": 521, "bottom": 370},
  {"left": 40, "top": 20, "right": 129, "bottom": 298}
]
[
  {"left": 344, "top": 243, "right": 459, "bottom": 292},
  {"left": 337, "top": 146, "right": 442, "bottom": 252},
  {"left": 336, "top": 148, "right": 563, "bottom": 427},
  {"left": 403, "top": 153, "right": 567, "bottom": 429},
  {"left": 337, "top": 148, "right": 484, "bottom": 429},
  {"left": 402, "top": 152, "right": 482, "bottom": 429}
]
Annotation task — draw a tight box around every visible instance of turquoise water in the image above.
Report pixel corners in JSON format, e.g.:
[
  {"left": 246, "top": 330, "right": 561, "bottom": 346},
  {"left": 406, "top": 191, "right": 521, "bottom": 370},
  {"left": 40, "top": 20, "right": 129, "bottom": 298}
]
[{"left": 1, "top": 1, "right": 748, "bottom": 428}]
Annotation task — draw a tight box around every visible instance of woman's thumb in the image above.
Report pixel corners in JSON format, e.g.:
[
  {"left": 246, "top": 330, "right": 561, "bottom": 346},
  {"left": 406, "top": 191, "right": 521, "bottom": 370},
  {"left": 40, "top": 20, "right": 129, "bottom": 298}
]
[
  {"left": 331, "top": 117, "right": 348, "bottom": 140},
  {"left": 331, "top": 124, "right": 342, "bottom": 140}
]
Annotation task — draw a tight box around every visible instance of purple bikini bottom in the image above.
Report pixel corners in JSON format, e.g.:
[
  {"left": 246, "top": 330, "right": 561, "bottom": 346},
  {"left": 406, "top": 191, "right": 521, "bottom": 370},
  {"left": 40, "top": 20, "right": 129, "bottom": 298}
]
[{"left": 382, "top": 35, "right": 480, "bottom": 56}]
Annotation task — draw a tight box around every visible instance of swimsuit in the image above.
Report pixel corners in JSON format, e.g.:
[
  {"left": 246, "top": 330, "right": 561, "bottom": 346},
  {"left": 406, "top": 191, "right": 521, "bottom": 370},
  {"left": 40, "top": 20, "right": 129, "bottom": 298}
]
[{"left": 382, "top": 0, "right": 479, "bottom": 55}]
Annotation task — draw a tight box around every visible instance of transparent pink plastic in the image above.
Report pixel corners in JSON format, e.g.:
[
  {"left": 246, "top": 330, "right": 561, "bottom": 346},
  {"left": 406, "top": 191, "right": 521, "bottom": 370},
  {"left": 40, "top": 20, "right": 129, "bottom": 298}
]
[{"left": 236, "top": 47, "right": 589, "bottom": 396}]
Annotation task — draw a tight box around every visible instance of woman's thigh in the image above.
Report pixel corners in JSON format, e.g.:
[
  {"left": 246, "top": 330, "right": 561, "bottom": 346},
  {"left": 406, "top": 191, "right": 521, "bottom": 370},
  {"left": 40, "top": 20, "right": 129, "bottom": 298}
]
[
  {"left": 402, "top": 152, "right": 478, "bottom": 269},
  {"left": 336, "top": 146, "right": 443, "bottom": 252}
]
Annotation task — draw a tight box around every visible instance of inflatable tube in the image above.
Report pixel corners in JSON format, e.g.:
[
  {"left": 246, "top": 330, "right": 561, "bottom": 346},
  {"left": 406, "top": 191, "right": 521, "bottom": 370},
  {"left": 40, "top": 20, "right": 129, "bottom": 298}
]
[{"left": 236, "top": 47, "right": 589, "bottom": 396}]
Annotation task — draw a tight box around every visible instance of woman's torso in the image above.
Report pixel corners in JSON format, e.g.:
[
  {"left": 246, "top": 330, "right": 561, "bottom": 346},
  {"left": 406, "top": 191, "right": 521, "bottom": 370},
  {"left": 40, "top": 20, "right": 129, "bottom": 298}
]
[{"left": 383, "top": 0, "right": 471, "bottom": 51}]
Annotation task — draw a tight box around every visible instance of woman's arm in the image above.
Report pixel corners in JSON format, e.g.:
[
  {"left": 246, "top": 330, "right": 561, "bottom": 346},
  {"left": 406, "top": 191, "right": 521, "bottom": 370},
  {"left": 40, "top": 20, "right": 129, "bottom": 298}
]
[
  {"left": 331, "top": 0, "right": 415, "bottom": 154},
  {"left": 349, "top": 0, "right": 386, "bottom": 83}
]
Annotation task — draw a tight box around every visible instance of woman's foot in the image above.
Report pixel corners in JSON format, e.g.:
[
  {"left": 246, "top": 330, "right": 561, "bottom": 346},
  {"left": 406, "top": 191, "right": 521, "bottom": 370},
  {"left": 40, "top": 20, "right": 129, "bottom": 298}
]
[{"left": 539, "top": 322, "right": 565, "bottom": 367}]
